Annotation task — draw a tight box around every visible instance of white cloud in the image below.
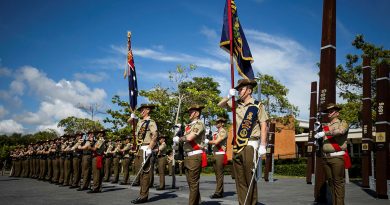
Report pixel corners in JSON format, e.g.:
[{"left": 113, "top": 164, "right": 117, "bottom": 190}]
[
  {"left": 36, "top": 123, "right": 64, "bottom": 135},
  {"left": 245, "top": 29, "right": 318, "bottom": 118},
  {"left": 17, "top": 99, "right": 89, "bottom": 125},
  {"left": 0, "top": 66, "right": 108, "bottom": 133},
  {"left": 200, "top": 26, "right": 218, "bottom": 40},
  {"left": 74, "top": 72, "right": 108, "bottom": 82},
  {"left": 0, "top": 90, "right": 22, "bottom": 107},
  {"left": 0, "top": 119, "right": 24, "bottom": 134},
  {"left": 0, "top": 67, "right": 12, "bottom": 77},
  {"left": 0, "top": 105, "right": 8, "bottom": 118},
  {"left": 15, "top": 66, "right": 107, "bottom": 105},
  {"left": 10, "top": 80, "right": 25, "bottom": 95},
  {"left": 110, "top": 45, "right": 229, "bottom": 72}
]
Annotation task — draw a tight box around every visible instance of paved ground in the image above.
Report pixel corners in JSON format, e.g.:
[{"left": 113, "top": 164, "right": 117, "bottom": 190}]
[{"left": 0, "top": 174, "right": 388, "bottom": 205}]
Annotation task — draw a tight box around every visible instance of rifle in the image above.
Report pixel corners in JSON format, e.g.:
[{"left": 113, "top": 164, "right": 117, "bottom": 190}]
[
  {"left": 171, "top": 123, "right": 184, "bottom": 189},
  {"left": 314, "top": 112, "right": 325, "bottom": 155}
]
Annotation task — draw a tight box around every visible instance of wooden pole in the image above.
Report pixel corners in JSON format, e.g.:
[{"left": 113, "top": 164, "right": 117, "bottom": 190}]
[
  {"left": 264, "top": 123, "right": 275, "bottom": 182},
  {"left": 374, "top": 62, "right": 389, "bottom": 199},
  {"left": 227, "top": 0, "right": 237, "bottom": 148},
  {"left": 315, "top": 0, "right": 336, "bottom": 202},
  {"left": 306, "top": 81, "right": 317, "bottom": 184},
  {"left": 361, "top": 57, "right": 372, "bottom": 188}
]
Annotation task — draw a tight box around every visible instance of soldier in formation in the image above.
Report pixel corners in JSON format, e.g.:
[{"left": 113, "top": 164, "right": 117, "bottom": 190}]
[{"left": 218, "top": 79, "right": 269, "bottom": 205}]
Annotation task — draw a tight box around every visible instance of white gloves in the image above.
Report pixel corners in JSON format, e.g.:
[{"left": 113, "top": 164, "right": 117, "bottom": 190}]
[
  {"left": 145, "top": 148, "right": 152, "bottom": 156},
  {"left": 174, "top": 124, "right": 181, "bottom": 133},
  {"left": 258, "top": 145, "right": 267, "bottom": 156},
  {"left": 314, "top": 131, "right": 325, "bottom": 139},
  {"left": 314, "top": 121, "right": 321, "bottom": 132},
  {"left": 227, "top": 88, "right": 237, "bottom": 99},
  {"left": 204, "top": 139, "right": 209, "bottom": 145},
  {"left": 205, "top": 127, "right": 210, "bottom": 134},
  {"left": 130, "top": 113, "right": 138, "bottom": 119},
  {"left": 173, "top": 136, "right": 180, "bottom": 143}
]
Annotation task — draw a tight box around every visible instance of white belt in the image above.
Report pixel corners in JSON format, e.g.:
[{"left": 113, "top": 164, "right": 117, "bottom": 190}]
[
  {"left": 187, "top": 150, "right": 203, "bottom": 156},
  {"left": 140, "top": 145, "right": 149, "bottom": 163},
  {"left": 248, "top": 140, "right": 259, "bottom": 151},
  {"left": 325, "top": 151, "right": 345, "bottom": 157},
  {"left": 214, "top": 151, "right": 225, "bottom": 155},
  {"left": 140, "top": 145, "right": 148, "bottom": 151}
]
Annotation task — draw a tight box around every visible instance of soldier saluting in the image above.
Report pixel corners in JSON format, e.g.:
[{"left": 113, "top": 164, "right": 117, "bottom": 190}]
[
  {"left": 314, "top": 103, "right": 350, "bottom": 205},
  {"left": 218, "top": 79, "right": 268, "bottom": 205},
  {"left": 173, "top": 104, "right": 207, "bottom": 205},
  {"left": 130, "top": 104, "right": 158, "bottom": 204}
]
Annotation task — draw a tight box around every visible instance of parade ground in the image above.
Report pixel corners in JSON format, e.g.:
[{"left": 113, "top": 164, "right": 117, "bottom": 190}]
[{"left": 1, "top": 175, "right": 388, "bottom": 205}]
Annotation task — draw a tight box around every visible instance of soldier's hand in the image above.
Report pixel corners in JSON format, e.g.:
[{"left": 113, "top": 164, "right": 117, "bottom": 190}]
[
  {"left": 227, "top": 88, "right": 237, "bottom": 99},
  {"left": 314, "top": 131, "right": 325, "bottom": 139},
  {"left": 145, "top": 148, "right": 152, "bottom": 156},
  {"left": 258, "top": 145, "right": 267, "bottom": 156},
  {"left": 204, "top": 138, "right": 209, "bottom": 145},
  {"left": 314, "top": 122, "right": 321, "bottom": 132},
  {"left": 173, "top": 136, "right": 180, "bottom": 144}
]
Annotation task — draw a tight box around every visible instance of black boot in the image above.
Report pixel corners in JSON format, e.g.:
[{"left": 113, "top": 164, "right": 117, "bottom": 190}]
[{"left": 131, "top": 197, "right": 147, "bottom": 204}]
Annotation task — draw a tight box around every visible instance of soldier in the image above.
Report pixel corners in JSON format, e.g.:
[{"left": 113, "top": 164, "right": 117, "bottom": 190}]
[
  {"left": 39, "top": 142, "right": 48, "bottom": 180},
  {"left": 111, "top": 138, "right": 122, "bottom": 183},
  {"left": 103, "top": 138, "right": 114, "bottom": 182},
  {"left": 130, "top": 104, "right": 158, "bottom": 204},
  {"left": 45, "top": 140, "right": 54, "bottom": 181},
  {"left": 89, "top": 131, "right": 106, "bottom": 193},
  {"left": 314, "top": 103, "right": 349, "bottom": 205},
  {"left": 63, "top": 136, "right": 74, "bottom": 186},
  {"left": 120, "top": 136, "right": 132, "bottom": 185},
  {"left": 173, "top": 104, "right": 207, "bottom": 205},
  {"left": 155, "top": 135, "right": 167, "bottom": 190},
  {"left": 70, "top": 132, "right": 83, "bottom": 189},
  {"left": 205, "top": 117, "right": 228, "bottom": 198},
  {"left": 77, "top": 131, "right": 93, "bottom": 191},
  {"left": 27, "top": 145, "right": 34, "bottom": 178},
  {"left": 58, "top": 137, "right": 66, "bottom": 184},
  {"left": 52, "top": 139, "right": 60, "bottom": 184},
  {"left": 218, "top": 79, "right": 268, "bottom": 205}
]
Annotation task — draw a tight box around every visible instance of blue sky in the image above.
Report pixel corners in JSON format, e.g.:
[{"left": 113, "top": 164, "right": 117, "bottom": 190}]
[{"left": 1, "top": 0, "right": 389, "bottom": 134}]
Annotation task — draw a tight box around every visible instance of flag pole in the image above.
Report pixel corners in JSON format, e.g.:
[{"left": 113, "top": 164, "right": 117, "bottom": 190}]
[
  {"left": 227, "top": 0, "right": 237, "bottom": 147},
  {"left": 127, "top": 31, "right": 137, "bottom": 149}
]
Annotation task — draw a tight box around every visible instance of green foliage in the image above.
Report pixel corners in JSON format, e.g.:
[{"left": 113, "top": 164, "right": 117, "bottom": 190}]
[
  {"left": 103, "top": 95, "right": 133, "bottom": 138},
  {"left": 254, "top": 73, "right": 299, "bottom": 118},
  {"left": 179, "top": 77, "right": 227, "bottom": 125},
  {"left": 274, "top": 164, "right": 306, "bottom": 177},
  {"left": 139, "top": 86, "right": 178, "bottom": 139},
  {"left": 57, "top": 116, "right": 104, "bottom": 135},
  {"left": 336, "top": 35, "right": 390, "bottom": 127}
]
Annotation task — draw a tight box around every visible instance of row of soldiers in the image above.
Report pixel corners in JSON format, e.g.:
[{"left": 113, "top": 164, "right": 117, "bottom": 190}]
[
  {"left": 9, "top": 129, "right": 169, "bottom": 194},
  {"left": 6, "top": 78, "right": 352, "bottom": 205},
  {"left": 9, "top": 79, "right": 272, "bottom": 205}
]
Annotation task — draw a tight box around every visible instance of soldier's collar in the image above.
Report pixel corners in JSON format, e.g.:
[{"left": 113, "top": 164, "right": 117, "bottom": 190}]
[
  {"left": 238, "top": 97, "right": 256, "bottom": 106},
  {"left": 189, "top": 119, "right": 199, "bottom": 125},
  {"left": 142, "top": 116, "right": 151, "bottom": 121}
]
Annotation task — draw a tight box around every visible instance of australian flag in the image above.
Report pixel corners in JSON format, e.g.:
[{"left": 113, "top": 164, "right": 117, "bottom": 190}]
[
  {"left": 125, "top": 32, "right": 138, "bottom": 112},
  {"left": 220, "top": 0, "right": 254, "bottom": 80}
]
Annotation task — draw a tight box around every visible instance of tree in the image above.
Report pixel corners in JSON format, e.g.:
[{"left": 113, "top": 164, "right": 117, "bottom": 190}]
[
  {"left": 254, "top": 73, "right": 299, "bottom": 118},
  {"left": 336, "top": 35, "right": 390, "bottom": 127},
  {"left": 103, "top": 95, "right": 132, "bottom": 138},
  {"left": 179, "top": 77, "right": 228, "bottom": 126},
  {"left": 57, "top": 116, "right": 104, "bottom": 135}
]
